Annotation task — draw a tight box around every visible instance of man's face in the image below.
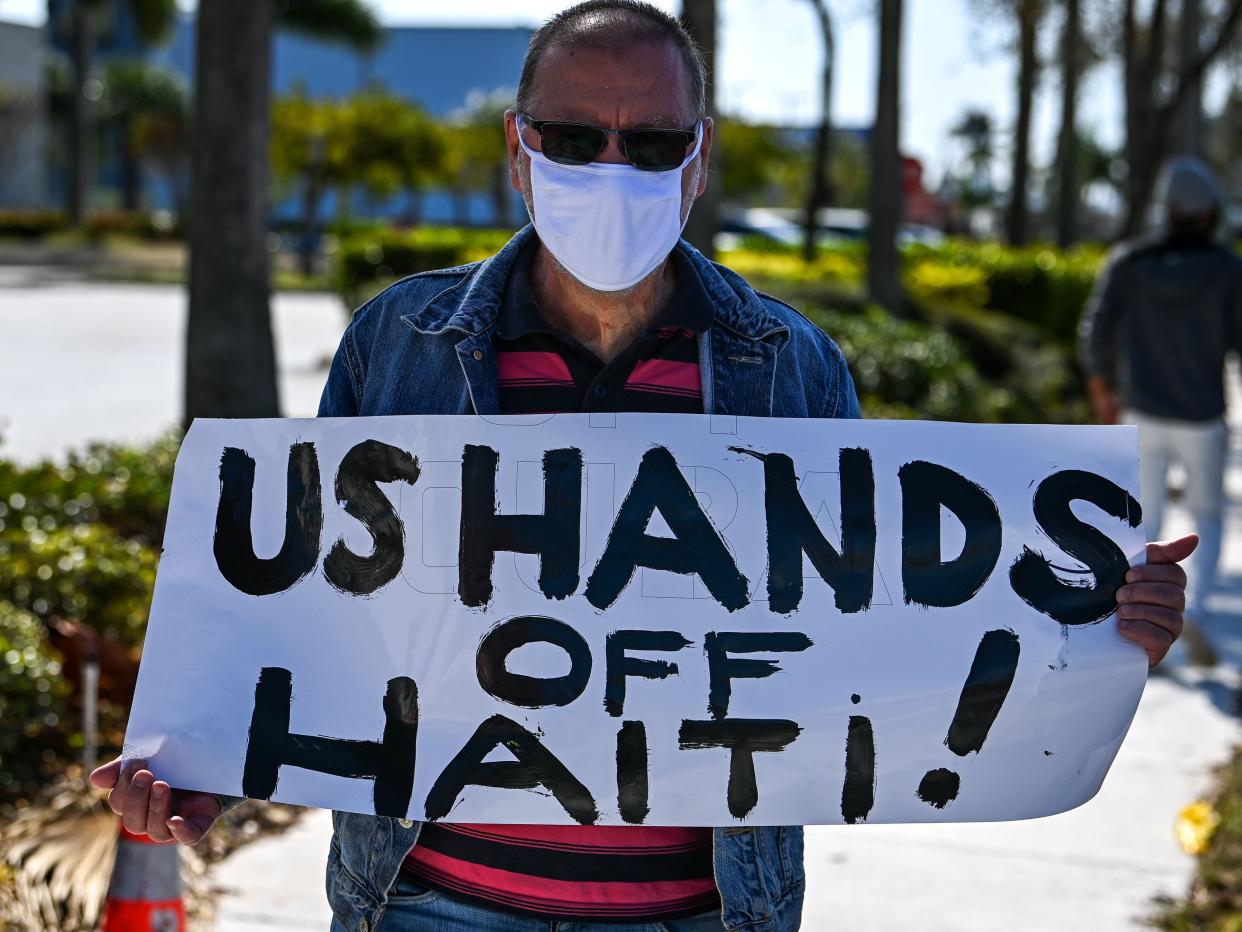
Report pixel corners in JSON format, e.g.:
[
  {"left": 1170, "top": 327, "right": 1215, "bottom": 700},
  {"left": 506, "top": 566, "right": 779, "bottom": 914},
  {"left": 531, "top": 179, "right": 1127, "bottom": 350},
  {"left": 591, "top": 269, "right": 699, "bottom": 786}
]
[{"left": 504, "top": 38, "right": 714, "bottom": 227}]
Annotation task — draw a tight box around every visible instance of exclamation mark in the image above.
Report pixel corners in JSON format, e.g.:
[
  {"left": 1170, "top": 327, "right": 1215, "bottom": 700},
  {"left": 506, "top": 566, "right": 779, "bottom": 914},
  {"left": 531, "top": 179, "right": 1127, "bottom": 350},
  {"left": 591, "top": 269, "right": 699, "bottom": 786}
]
[
  {"left": 841, "top": 692, "right": 875, "bottom": 824},
  {"left": 917, "top": 629, "right": 1021, "bottom": 809}
]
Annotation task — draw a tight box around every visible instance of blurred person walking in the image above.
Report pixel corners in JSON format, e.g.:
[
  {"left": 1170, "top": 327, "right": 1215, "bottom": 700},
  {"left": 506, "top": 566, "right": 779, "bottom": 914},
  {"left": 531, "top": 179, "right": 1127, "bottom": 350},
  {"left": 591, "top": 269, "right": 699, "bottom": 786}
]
[{"left": 1081, "top": 156, "right": 1239, "bottom": 660}]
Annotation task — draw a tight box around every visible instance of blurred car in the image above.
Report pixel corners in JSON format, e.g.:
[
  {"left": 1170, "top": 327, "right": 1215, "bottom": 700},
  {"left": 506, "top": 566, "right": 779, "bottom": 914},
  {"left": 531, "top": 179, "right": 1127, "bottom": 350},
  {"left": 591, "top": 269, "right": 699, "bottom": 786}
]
[{"left": 715, "top": 206, "right": 945, "bottom": 251}]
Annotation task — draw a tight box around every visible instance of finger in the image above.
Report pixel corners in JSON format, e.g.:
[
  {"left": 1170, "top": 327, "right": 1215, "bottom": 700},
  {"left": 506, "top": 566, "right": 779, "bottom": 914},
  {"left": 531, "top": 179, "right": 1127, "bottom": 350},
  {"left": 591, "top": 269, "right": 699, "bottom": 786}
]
[
  {"left": 122, "top": 769, "right": 155, "bottom": 836},
  {"left": 146, "top": 781, "right": 175, "bottom": 843},
  {"left": 1147, "top": 534, "right": 1199, "bottom": 566},
  {"left": 89, "top": 758, "right": 123, "bottom": 791},
  {"left": 1118, "top": 617, "right": 1175, "bottom": 667},
  {"left": 1116, "top": 582, "right": 1186, "bottom": 612},
  {"left": 166, "top": 792, "right": 221, "bottom": 846},
  {"left": 107, "top": 758, "right": 144, "bottom": 817},
  {"left": 1118, "top": 603, "right": 1184, "bottom": 639},
  {"left": 167, "top": 815, "right": 209, "bottom": 846},
  {"left": 1125, "top": 563, "right": 1188, "bottom": 588}
]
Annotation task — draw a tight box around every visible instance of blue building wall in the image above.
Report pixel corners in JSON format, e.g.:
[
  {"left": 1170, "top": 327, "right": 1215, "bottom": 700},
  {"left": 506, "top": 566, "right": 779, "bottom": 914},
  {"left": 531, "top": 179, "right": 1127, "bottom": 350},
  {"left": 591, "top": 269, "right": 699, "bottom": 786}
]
[{"left": 41, "top": 4, "right": 532, "bottom": 224}]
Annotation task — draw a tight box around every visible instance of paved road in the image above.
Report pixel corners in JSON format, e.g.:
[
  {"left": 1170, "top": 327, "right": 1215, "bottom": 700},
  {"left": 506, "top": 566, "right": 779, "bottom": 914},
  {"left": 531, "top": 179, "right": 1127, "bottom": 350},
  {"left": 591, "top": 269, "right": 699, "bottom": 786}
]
[
  {"left": 5, "top": 279, "right": 1237, "bottom": 930},
  {"left": 0, "top": 277, "right": 344, "bottom": 462}
]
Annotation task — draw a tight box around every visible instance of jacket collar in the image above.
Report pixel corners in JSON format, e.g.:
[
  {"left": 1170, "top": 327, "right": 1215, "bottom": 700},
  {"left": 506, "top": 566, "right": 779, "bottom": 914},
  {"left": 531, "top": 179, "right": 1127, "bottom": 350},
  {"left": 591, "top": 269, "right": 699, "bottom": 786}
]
[{"left": 401, "top": 224, "right": 788, "bottom": 344}]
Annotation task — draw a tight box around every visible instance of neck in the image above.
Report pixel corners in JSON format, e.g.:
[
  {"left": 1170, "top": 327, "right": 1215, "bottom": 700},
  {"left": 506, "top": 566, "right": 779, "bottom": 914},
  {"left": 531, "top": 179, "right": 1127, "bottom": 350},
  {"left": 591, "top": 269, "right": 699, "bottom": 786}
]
[{"left": 529, "top": 245, "right": 676, "bottom": 364}]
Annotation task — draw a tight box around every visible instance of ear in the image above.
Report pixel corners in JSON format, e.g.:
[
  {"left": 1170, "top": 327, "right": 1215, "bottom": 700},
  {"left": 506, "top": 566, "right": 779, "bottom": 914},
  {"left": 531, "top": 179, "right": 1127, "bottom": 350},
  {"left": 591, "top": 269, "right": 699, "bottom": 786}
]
[
  {"left": 695, "top": 116, "right": 714, "bottom": 197},
  {"left": 504, "top": 110, "right": 524, "bottom": 195}
]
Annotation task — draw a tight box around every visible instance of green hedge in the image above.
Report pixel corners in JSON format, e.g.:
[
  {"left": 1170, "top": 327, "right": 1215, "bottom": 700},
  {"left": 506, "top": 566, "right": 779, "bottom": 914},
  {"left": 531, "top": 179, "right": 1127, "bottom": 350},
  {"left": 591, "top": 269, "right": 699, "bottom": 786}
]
[
  {"left": 801, "top": 303, "right": 1085, "bottom": 424},
  {"left": 0, "top": 209, "right": 184, "bottom": 242},
  {"left": 0, "top": 435, "right": 177, "bottom": 802},
  {"left": 903, "top": 241, "right": 1103, "bottom": 346},
  {"left": 0, "top": 209, "right": 67, "bottom": 240},
  {"left": 0, "top": 600, "right": 71, "bottom": 796},
  {"left": 725, "top": 239, "right": 1104, "bottom": 347},
  {"left": 0, "top": 434, "right": 176, "bottom": 652},
  {"left": 0, "top": 433, "right": 178, "bottom": 546},
  {"left": 336, "top": 227, "right": 515, "bottom": 309}
]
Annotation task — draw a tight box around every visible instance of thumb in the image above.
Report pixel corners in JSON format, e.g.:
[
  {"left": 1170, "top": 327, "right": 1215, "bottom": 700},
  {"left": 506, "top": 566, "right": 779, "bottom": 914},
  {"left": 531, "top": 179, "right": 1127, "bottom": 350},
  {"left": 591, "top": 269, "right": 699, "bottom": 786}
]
[
  {"left": 1147, "top": 533, "right": 1199, "bottom": 565},
  {"left": 89, "top": 757, "right": 123, "bottom": 790}
]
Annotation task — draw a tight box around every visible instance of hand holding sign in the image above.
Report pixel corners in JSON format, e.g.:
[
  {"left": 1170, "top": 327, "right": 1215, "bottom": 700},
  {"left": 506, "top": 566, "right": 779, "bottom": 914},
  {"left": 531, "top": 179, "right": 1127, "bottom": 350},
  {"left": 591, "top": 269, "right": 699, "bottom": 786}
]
[
  {"left": 119, "top": 414, "right": 1158, "bottom": 827},
  {"left": 1117, "top": 534, "right": 1196, "bottom": 666},
  {"left": 90, "top": 758, "right": 221, "bottom": 844}
]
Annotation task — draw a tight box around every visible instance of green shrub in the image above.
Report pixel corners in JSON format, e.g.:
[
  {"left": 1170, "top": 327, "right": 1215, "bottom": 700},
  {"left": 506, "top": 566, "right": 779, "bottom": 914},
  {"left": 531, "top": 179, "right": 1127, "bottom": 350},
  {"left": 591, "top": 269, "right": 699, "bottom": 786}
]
[
  {"left": 83, "top": 209, "right": 181, "bottom": 241},
  {"left": 0, "top": 434, "right": 176, "bottom": 650},
  {"left": 800, "top": 305, "right": 996, "bottom": 421},
  {"left": 0, "top": 209, "right": 67, "bottom": 240},
  {"left": 903, "top": 240, "right": 1103, "bottom": 345},
  {"left": 337, "top": 226, "right": 515, "bottom": 309},
  {"left": 0, "top": 523, "right": 159, "bottom": 649},
  {"left": 0, "top": 600, "right": 71, "bottom": 795},
  {"left": 722, "top": 248, "right": 864, "bottom": 291},
  {"left": 0, "top": 432, "right": 179, "bottom": 545}
]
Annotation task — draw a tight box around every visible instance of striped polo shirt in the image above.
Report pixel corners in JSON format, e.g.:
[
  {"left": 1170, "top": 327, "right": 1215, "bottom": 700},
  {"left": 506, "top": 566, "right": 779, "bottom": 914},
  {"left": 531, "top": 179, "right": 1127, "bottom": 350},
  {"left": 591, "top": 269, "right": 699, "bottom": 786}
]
[{"left": 402, "top": 243, "right": 719, "bottom": 921}]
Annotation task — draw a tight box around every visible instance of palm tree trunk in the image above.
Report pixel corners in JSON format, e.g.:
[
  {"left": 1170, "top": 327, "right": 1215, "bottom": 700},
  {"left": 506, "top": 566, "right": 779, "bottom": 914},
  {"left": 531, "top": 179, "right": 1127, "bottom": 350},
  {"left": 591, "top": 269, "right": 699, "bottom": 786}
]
[
  {"left": 1173, "top": 0, "right": 1204, "bottom": 156},
  {"left": 67, "top": 3, "right": 94, "bottom": 226},
  {"left": 868, "top": 0, "right": 903, "bottom": 314},
  {"left": 679, "top": 0, "right": 718, "bottom": 259},
  {"left": 184, "top": 0, "right": 280, "bottom": 422},
  {"left": 802, "top": 0, "right": 834, "bottom": 262},
  {"left": 1121, "top": 0, "right": 1242, "bottom": 236},
  {"left": 1006, "top": 0, "right": 1038, "bottom": 246},
  {"left": 1055, "top": 0, "right": 1081, "bottom": 247}
]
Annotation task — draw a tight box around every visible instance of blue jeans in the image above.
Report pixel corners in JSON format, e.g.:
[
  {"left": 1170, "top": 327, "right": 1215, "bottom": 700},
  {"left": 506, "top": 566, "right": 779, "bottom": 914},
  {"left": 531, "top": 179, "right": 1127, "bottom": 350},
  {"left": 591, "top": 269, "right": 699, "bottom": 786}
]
[{"left": 330, "top": 874, "right": 726, "bottom": 931}]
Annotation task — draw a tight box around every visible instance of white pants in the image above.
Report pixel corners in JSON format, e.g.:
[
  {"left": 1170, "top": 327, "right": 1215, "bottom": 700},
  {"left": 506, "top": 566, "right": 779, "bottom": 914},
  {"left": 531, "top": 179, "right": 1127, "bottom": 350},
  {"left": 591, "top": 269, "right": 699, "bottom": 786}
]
[{"left": 1126, "top": 410, "right": 1226, "bottom": 614}]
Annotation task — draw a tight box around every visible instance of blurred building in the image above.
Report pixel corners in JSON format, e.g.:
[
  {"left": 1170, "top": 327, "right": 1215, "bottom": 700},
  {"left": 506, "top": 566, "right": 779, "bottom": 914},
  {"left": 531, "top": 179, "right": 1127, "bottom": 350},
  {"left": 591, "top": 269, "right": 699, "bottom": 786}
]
[
  {"left": 0, "top": 20, "right": 49, "bottom": 208},
  {"left": 26, "top": 3, "right": 531, "bottom": 223}
]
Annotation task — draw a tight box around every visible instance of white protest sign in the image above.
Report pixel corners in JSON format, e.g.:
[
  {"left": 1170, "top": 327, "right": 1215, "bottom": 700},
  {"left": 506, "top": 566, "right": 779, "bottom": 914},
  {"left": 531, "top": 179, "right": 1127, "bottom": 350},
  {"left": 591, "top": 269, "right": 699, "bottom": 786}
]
[{"left": 125, "top": 414, "right": 1147, "bottom": 826}]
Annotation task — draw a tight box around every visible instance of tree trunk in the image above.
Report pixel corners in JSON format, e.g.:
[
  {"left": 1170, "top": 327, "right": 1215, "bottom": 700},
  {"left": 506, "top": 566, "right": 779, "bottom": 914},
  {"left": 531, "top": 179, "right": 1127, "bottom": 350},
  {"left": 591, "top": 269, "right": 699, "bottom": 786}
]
[
  {"left": 1055, "top": 0, "right": 1081, "bottom": 247},
  {"left": 802, "top": 0, "right": 834, "bottom": 262},
  {"left": 491, "top": 164, "right": 513, "bottom": 227},
  {"left": 299, "top": 172, "right": 323, "bottom": 278},
  {"left": 679, "top": 0, "right": 718, "bottom": 259},
  {"left": 184, "top": 0, "right": 280, "bottom": 422},
  {"left": 67, "top": 3, "right": 94, "bottom": 226},
  {"left": 868, "top": 0, "right": 904, "bottom": 314},
  {"left": 119, "top": 122, "right": 141, "bottom": 212},
  {"left": 1121, "top": 0, "right": 1242, "bottom": 236},
  {"left": 1173, "top": 0, "right": 1205, "bottom": 156},
  {"left": 1006, "top": 0, "right": 1038, "bottom": 246}
]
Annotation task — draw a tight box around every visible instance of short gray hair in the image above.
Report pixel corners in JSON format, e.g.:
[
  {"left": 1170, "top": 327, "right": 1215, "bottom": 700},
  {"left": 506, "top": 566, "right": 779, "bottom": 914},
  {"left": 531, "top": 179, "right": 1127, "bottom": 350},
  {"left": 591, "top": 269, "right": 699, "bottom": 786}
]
[{"left": 515, "top": 0, "right": 707, "bottom": 122}]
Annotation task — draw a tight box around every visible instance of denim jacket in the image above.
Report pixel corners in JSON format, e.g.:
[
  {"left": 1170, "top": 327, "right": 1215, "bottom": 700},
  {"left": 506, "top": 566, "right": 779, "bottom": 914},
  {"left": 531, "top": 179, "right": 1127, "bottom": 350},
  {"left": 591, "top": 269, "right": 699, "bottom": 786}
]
[{"left": 316, "top": 225, "right": 860, "bottom": 932}]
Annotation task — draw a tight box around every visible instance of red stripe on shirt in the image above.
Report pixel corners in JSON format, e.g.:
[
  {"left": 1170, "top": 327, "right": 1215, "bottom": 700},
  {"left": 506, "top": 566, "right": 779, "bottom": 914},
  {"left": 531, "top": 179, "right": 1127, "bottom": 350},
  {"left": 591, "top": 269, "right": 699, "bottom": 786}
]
[
  {"left": 625, "top": 358, "right": 701, "bottom": 394},
  {"left": 497, "top": 350, "right": 574, "bottom": 385}
]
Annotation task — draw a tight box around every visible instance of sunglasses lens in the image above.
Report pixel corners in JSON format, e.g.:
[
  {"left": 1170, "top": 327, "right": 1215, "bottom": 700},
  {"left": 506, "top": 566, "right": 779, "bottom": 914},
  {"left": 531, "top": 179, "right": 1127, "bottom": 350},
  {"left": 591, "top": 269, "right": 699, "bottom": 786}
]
[
  {"left": 538, "top": 123, "right": 606, "bottom": 165},
  {"left": 624, "top": 130, "right": 694, "bottom": 171}
]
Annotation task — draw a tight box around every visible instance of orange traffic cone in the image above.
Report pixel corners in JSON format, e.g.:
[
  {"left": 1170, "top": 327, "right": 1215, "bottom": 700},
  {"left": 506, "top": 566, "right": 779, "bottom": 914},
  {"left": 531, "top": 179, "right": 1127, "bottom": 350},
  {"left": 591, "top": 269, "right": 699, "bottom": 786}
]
[{"left": 100, "top": 824, "right": 186, "bottom": 932}]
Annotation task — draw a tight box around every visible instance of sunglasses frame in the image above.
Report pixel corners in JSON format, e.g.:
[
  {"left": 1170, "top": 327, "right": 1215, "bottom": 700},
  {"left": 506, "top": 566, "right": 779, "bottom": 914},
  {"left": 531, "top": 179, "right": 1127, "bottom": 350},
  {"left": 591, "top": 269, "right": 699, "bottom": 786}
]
[{"left": 517, "top": 112, "right": 700, "bottom": 172}]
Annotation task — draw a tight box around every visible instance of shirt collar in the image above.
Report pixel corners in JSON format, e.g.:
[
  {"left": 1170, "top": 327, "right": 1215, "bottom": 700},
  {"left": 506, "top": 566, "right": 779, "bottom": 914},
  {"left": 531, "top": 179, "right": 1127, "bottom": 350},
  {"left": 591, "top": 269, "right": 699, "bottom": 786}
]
[{"left": 495, "top": 240, "right": 715, "bottom": 342}]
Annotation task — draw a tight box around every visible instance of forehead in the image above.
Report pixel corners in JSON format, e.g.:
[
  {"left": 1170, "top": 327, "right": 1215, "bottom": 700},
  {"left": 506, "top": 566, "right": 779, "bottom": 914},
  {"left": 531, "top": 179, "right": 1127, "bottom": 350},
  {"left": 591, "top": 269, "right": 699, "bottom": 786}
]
[{"left": 527, "top": 38, "right": 693, "bottom": 128}]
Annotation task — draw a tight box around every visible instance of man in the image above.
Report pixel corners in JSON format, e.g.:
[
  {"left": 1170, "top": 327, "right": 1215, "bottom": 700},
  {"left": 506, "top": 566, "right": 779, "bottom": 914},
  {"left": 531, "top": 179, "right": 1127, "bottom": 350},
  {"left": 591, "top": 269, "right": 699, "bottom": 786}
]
[
  {"left": 95, "top": 2, "right": 1194, "bottom": 929},
  {"left": 1081, "top": 156, "right": 1234, "bottom": 642}
]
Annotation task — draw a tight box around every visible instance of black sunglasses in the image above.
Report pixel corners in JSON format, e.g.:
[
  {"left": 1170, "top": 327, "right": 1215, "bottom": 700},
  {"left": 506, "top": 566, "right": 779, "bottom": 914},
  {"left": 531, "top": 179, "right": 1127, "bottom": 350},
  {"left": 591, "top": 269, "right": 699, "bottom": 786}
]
[{"left": 518, "top": 113, "right": 699, "bottom": 172}]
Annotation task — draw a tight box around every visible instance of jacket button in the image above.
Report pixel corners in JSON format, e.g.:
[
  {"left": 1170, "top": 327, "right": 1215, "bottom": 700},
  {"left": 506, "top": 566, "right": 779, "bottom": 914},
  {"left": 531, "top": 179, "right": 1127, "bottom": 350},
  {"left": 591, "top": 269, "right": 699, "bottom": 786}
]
[
  {"left": 359, "top": 921, "right": 368, "bottom": 932},
  {"left": 472, "top": 350, "right": 483, "bottom": 361},
  {"left": 398, "top": 818, "right": 413, "bottom": 828}
]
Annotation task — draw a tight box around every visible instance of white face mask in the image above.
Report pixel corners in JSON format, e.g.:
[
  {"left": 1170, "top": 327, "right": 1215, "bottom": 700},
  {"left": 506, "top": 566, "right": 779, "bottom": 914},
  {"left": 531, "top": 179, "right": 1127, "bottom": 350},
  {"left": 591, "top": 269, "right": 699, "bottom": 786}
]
[{"left": 518, "top": 120, "right": 703, "bottom": 292}]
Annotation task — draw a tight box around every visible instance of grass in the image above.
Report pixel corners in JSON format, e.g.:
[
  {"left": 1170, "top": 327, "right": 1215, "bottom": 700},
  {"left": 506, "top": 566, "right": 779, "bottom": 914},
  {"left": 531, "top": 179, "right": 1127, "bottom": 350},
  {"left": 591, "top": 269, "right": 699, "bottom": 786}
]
[{"left": 1156, "top": 743, "right": 1242, "bottom": 931}]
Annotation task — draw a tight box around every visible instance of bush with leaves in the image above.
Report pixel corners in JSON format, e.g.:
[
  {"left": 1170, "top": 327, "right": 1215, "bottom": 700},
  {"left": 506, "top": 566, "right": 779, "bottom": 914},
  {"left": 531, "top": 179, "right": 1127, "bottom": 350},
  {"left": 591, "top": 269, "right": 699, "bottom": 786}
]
[
  {"left": 0, "top": 435, "right": 179, "bottom": 803},
  {"left": 0, "top": 600, "right": 71, "bottom": 797},
  {"left": 336, "top": 226, "right": 516, "bottom": 309},
  {"left": 0, "top": 523, "right": 159, "bottom": 650},
  {"left": 0, "top": 432, "right": 178, "bottom": 546}
]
